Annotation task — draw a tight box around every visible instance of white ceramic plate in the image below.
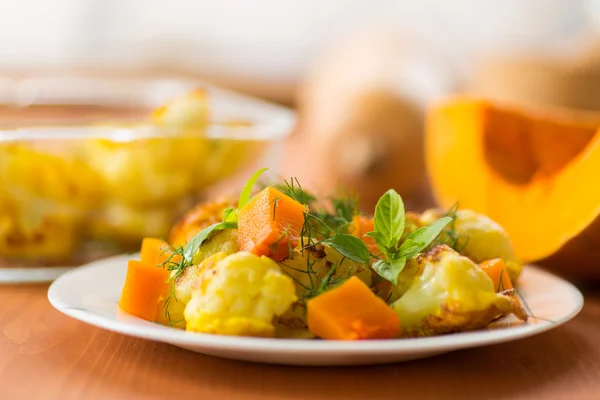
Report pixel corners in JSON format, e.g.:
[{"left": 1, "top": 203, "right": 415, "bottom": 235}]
[{"left": 48, "top": 254, "right": 583, "bottom": 366}]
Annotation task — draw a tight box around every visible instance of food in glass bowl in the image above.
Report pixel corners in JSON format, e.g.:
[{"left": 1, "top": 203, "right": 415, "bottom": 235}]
[
  {"left": 118, "top": 169, "right": 528, "bottom": 340},
  {"left": 0, "top": 85, "right": 292, "bottom": 273}
]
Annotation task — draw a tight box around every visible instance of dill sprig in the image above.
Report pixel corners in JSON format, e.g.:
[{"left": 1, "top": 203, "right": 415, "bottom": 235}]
[
  {"left": 158, "top": 244, "right": 189, "bottom": 326},
  {"left": 497, "top": 269, "right": 505, "bottom": 292},
  {"left": 273, "top": 177, "right": 317, "bottom": 206},
  {"left": 514, "top": 288, "right": 557, "bottom": 324},
  {"left": 309, "top": 195, "right": 360, "bottom": 237},
  {"left": 432, "top": 203, "right": 470, "bottom": 252}
]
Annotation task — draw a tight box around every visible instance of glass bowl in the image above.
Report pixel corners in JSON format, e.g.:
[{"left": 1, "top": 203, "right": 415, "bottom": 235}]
[{"left": 0, "top": 74, "right": 295, "bottom": 283}]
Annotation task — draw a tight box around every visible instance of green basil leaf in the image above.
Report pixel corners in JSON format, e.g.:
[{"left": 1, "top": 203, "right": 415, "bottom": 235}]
[
  {"left": 364, "top": 231, "right": 388, "bottom": 255},
  {"left": 397, "top": 238, "right": 424, "bottom": 258},
  {"left": 183, "top": 221, "right": 237, "bottom": 263},
  {"left": 324, "top": 234, "right": 371, "bottom": 264},
  {"left": 238, "top": 168, "right": 268, "bottom": 210},
  {"left": 399, "top": 216, "right": 453, "bottom": 259},
  {"left": 372, "top": 189, "right": 405, "bottom": 250},
  {"left": 372, "top": 256, "right": 406, "bottom": 285}
]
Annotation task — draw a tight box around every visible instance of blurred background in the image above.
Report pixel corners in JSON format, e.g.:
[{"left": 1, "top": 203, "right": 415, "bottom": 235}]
[
  {"left": 3, "top": 0, "right": 600, "bottom": 103},
  {"left": 3, "top": 0, "right": 600, "bottom": 275}
]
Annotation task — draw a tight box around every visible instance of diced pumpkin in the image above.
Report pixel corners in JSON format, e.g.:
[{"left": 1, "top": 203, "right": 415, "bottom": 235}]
[
  {"left": 350, "top": 215, "right": 379, "bottom": 254},
  {"left": 237, "top": 186, "right": 306, "bottom": 261},
  {"left": 479, "top": 258, "right": 513, "bottom": 292},
  {"left": 307, "top": 276, "right": 400, "bottom": 340},
  {"left": 426, "top": 98, "right": 600, "bottom": 276},
  {"left": 119, "top": 260, "right": 170, "bottom": 321},
  {"left": 140, "top": 237, "right": 181, "bottom": 267}
]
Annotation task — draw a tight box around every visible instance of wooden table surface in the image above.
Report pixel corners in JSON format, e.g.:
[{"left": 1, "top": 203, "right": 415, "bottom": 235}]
[{"left": 1, "top": 280, "right": 599, "bottom": 400}]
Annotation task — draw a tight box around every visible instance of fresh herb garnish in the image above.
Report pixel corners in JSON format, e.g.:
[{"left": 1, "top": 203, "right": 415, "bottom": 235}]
[
  {"left": 311, "top": 194, "right": 360, "bottom": 236},
  {"left": 366, "top": 189, "right": 405, "bottom": 252},
  {"left": 274, "top": 177, "right": 317, "bottom": 206},
  {"left": 292, "top": 187, "right": 453, "bottom": 286},
  {"left": 432, "top": 203, "right": 470, "bottom": 252},
  {"left": 239, "top": 168, "right": 268, "bottom": 209},
  {"left": 183, "top": 221, "right": 237, "bottom": 263},
  {"left": 366, "top": 189, "right": 452, "bottom": 284},
  {"left": 497, "top": 268, "right": 505, "bottom": 293},
  {"left": 324, "top": 234, "right": 371, "bottom": 264},
  {"left": 224, "top": 167, "right": 268, "bottom": 224},
  {"left": 399, "top": 217, "right": 453, "bottom": 259}
]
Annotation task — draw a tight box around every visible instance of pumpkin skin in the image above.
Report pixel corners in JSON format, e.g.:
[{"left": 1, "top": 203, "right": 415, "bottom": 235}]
[{"left": 426, "top": 98, "right": 600, "bottom": 278}]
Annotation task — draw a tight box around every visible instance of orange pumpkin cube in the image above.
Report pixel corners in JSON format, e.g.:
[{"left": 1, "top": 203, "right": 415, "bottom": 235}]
[
  {"left": 479, "top": 258, "right": 514, "bottom": 292},
  {"left": 307, "top": 276, "right": 400, "bottom": 340},
  {"left": 350, "top": 215, "right": 378, "bottom": 254},
  {"left": 140, "top": 237, "right": 181, "bottom": 267},
  {"left": 237, "top": 186, "right": 306, "bottom": 261},
  {"left": 119, "top": 260, "right": 170, "bottom": 321}
]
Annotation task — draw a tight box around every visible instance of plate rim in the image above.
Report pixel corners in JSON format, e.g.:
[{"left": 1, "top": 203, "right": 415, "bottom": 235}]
[{"left": 48, "top": 254, "right": 584, "bottom": 355}]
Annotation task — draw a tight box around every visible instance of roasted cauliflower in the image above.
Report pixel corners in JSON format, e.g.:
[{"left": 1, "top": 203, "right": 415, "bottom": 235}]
[
  {"left": 157, "top": 229, "right": 239, "bottom": 328},
  {"left": 384, "top": 258, "right": 422, "bottom": 304},
  {"left": 0, "top": 144, "right": 101, "bottom": 259},
  {"left": 275, "top": 241, "right": 372, "bottom": 335},
  {"left": 184, "top": 252, "right": 297, "bottom": 337},
  {"left": 392, "top": 245, "right": 527, "bottom": 337},
  {"left": 169, "top": 198, "right": 237, "bottom": 247},
  {"left": 420, "top": 208, "right": 523, "bottom": 281},
  {"left": 88, "top": 203, "right": 182, "bottom": 245},
  {"left": 83, "top": 137, "right": 208, "bottom": 207}
]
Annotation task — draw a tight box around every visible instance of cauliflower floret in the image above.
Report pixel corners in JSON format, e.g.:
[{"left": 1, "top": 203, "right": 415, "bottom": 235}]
[
  {"left": 420, "top": 208, "right": 523, "bottom": 282},
  {"left": 275, "top": 241, "right": 372, "bottom": 336},
  {"left": 0, "top": 144, "right": 101, "bottom": 260},
  {"left": 384, "top": 258, "right": 423, "bottom": 304},
  {"left": 184, "top": 252, "right": 297, "bottom": 337},
  {"left": 157, "top": 229, "right": 238, "bottom": 328},
  {"left": 279, "top": 241, "right": 372, "bottom": 293},
  {"left": 392, "top": 245, "right": 526, "bottom": 337},
  {"left": 83, "top": 137, "right": 208, "bottom": 207},
  {"left": 191, "top": 228, "right": 238, "bottom": 265},
  {"left": 88, "top": 203, "right": 179, "bottom": 245},
  {"left": 169, "top": 198, "right": 236, "bottom": 247}
]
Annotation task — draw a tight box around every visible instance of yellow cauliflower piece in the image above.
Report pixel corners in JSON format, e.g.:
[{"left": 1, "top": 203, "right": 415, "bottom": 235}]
[
  {"left": 420, "top": 208, "right": 523, "bottom": 282},
  {"left": 157, "top": 229, "right": 238, "bottom": 328},
  {"left": 169, "top": 197, "right": 237, "bottom": 247},
  {"left": 392, "top": 245, "right": 526, "bottom": 337},
  {"left": 385, "top": 258, "right": 423, "bottom": 304},
  {"left": 191, "top": 228, "right": 239, "bottom": 265},
  {"left": 83, "top": 137, "right": 208, "bottom": 207},
  {"left": 184, "top": 252, "right": 297, "bottom": 337},
  {"left": 279, "top": 241, "right": 373, "bottom": 294},
  {"left": 0, "top": 144, "right": 101, "bottom": 260},
  {"left": 88, "top": 203, "right": 179, "bottom": 245}
]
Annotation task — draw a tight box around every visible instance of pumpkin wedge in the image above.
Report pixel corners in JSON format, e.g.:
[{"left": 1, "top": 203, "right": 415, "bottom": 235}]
[{"left": 426, "top": 98, "right": 600, "bottom": 275}]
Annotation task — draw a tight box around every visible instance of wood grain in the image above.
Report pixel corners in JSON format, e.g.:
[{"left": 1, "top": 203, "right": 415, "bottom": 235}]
[{"left": 0, "top": 282, "right": 599, "bottom": 400}]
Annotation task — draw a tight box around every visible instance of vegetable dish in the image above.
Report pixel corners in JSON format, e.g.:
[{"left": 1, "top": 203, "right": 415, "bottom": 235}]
[{"left": 119, "top": 169, "right": 528, "bottom": 340}]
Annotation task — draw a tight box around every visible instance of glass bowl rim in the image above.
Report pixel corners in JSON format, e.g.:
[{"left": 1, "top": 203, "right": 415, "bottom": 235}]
[{"left": 0, "top": 117, "right": 294, "bottom": 142}]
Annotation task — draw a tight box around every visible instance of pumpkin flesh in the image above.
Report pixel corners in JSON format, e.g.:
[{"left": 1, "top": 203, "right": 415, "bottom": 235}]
[{"left": 426, "top": 98, "right": 600, "bottom": 267}]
